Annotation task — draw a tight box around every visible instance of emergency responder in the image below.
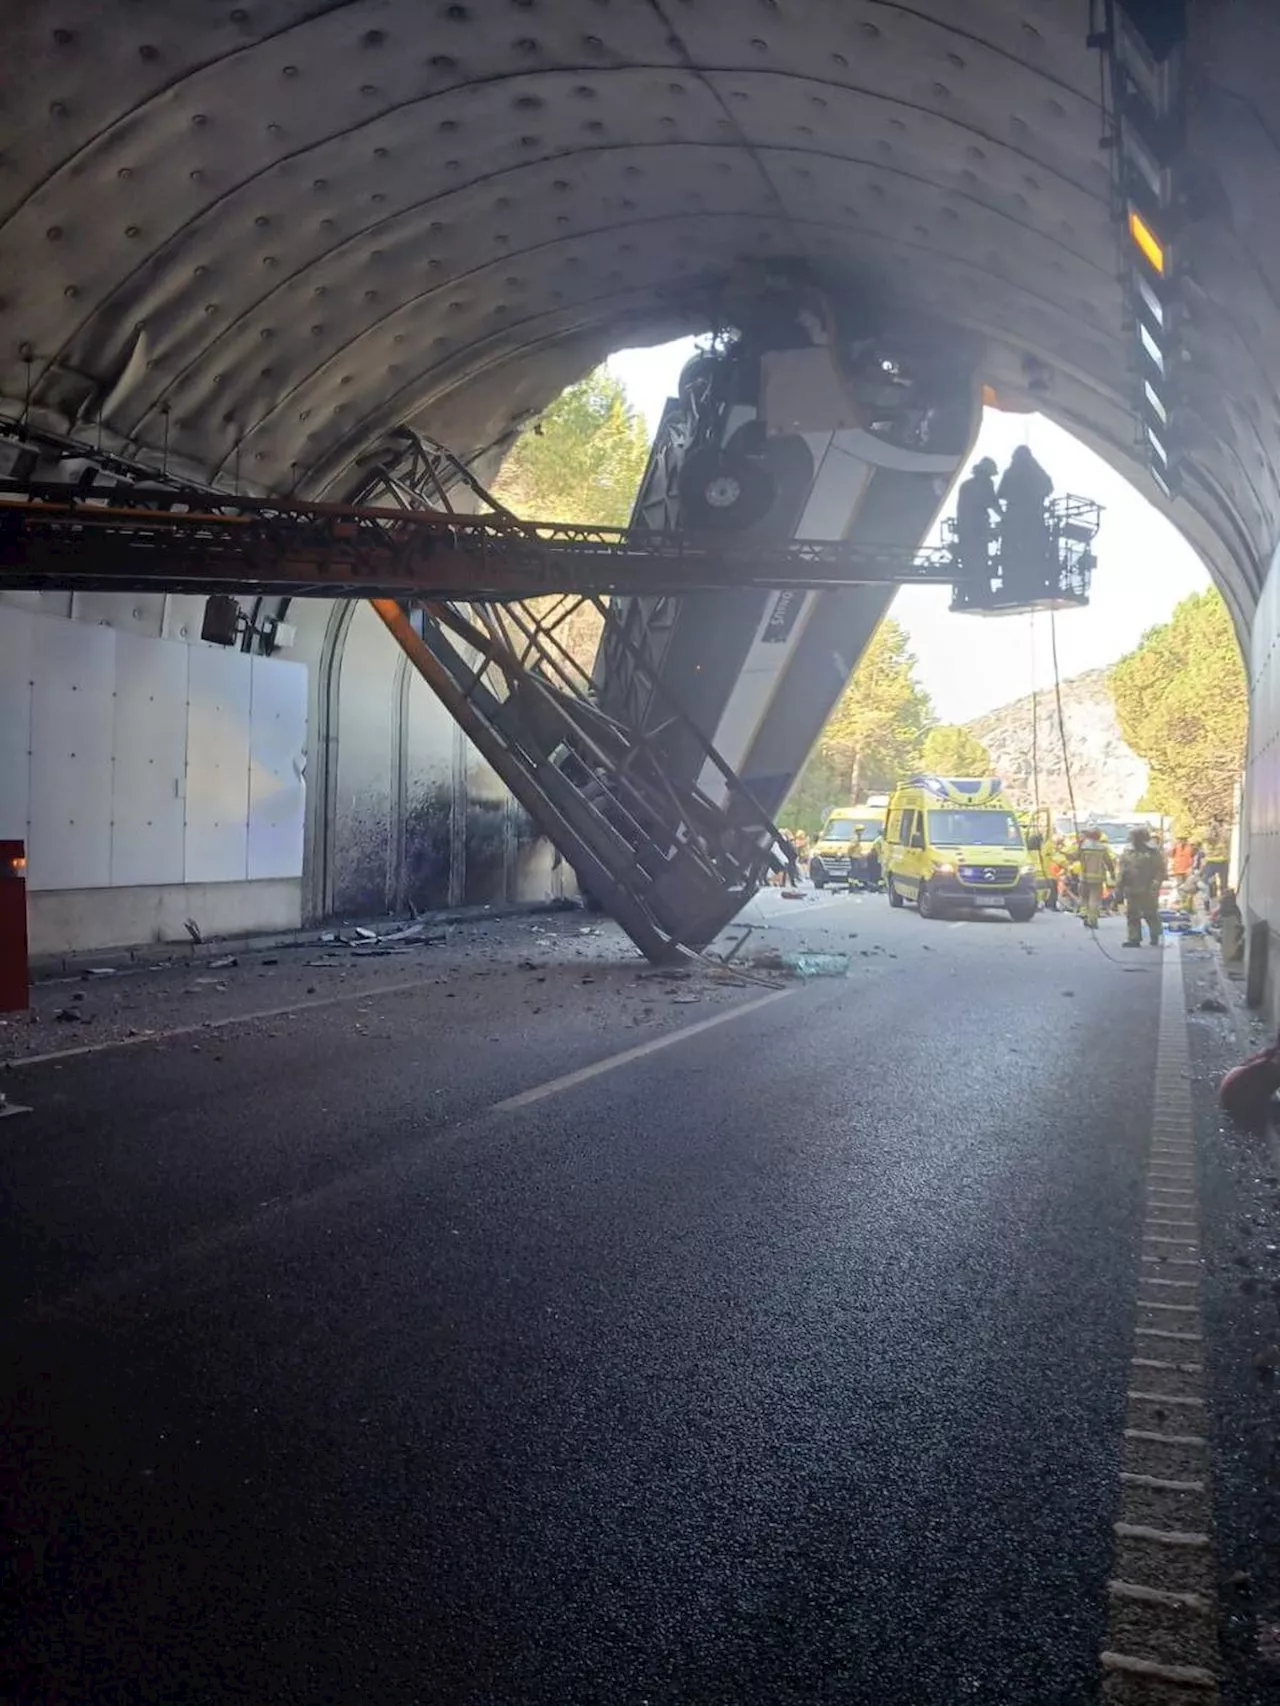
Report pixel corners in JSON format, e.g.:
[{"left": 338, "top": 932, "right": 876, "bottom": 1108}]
[
  {"left": 865, "top": 832, "right": 884, "bottom": 889},
  {"left": 1119, "top": 825, "right": 1167, "bottom": 947},
  {"left": 954, "top": 456, "right": 1001, "bottom": 590},
  {"left": 1028, "top": 828, "right": 1058, "bottom": 910},
  {"left": 997, "top": 444, "right": 1053, "bottom": 594},
  {"left": 1078, "top": 827, "right": 1115, "bottom": 930},
  {"left": 1201, "top": 822, "right": 1230, "bottom": 898},
  {"left": 1060, "top": 832, "right": 1082, "bottom": 912},
  {"left": 1170, "top": 837, "right": 1195, "bottom": 884}
]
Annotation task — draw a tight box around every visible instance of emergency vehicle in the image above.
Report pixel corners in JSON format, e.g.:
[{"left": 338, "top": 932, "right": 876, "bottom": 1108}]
[
  {"left": 883, "top": 776, "right": 1038, "bottom": 921},
  {"left": 809, "top": 801, "right": 888, "bottom": 888}
]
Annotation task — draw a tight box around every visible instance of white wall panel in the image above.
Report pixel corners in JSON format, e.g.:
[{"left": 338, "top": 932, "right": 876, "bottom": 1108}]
[
  {"left": 0, "top": 606, "right": 33, "bottom": 843},
  {"left": 185, "top": 645, "right": 252, "bottom": 883},
  {"left": 28, "top": 617, "right": 115, "bottom": 890},
  {"left": 111, "top": 631, "right": 189, "bottom": 887},
  {"left": 247, "top": 656, "right": 307, "bottom": 880}
]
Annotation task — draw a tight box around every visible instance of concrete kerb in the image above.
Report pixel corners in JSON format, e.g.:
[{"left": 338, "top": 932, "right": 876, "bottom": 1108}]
[{"left": 27, "top": 898, "right": 585, "bottom": 983}]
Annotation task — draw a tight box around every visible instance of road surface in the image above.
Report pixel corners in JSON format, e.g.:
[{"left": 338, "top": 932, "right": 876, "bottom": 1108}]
[{"left": 0, "top": 892, "right": 1271, "bottom": 1703}]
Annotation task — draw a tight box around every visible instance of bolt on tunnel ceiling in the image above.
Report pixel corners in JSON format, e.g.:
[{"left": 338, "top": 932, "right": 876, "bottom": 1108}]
[{"left": 2, "top": 1, "right": 1278, "bottom": 625}]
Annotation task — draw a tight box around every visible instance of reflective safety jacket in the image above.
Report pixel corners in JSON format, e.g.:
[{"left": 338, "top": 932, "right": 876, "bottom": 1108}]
[
  {"left": 1203, "top": 838, "right": 1229, "bottom": 863},
  {"left": 1079, "top": 842, "right": 1115, "bottom": 886}
]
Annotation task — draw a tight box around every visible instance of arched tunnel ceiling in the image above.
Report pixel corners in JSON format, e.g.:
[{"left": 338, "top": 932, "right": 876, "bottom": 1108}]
[{"left": 2, "top": 1, "right": 1279, "bottom": 616}]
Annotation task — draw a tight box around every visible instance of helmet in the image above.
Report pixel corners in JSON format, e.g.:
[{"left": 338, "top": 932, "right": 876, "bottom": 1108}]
[
  {"left": 1083, "top": 827, "right": 1099, "bottom": 840},
  {"left": 1130, "top": 825, "right": 1150, "bottom": 844},
  {"left": 973, "top": 456, "right": 998, "bottom": 477}
]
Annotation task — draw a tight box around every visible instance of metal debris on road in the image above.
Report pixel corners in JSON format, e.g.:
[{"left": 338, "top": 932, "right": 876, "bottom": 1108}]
[
  {"left": 208, "top": 956, "right": 239, "bottom": 970},
  {"left": 184, "top": 918, "right": 202, "bottom": 943}
]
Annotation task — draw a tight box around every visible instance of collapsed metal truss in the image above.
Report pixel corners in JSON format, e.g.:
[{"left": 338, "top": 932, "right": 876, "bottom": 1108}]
[
  {"left": 0, "top": 479, "right": 967, "bottom": 600},
  {"left": 354, "top": 431, "right": 792, "bottom": 960},
  {"left": 0, "top": 411, "right": 1101, "bottom": 960}
]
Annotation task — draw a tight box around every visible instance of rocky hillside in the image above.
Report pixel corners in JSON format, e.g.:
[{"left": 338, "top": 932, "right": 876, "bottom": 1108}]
[{"left": 965, "top": 667, "right": 1148, "bottom": 814}]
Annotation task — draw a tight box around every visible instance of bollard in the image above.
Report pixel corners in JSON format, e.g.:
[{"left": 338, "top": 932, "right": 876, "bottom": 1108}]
[{"left": 0, "top": 840, "right": 29, "bottom": 1014}]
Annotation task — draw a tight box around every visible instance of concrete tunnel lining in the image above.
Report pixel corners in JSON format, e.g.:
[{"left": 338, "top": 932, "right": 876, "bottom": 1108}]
[
  {"left": 1, "top": 0, "right": 1277, "bottom": 615},
  {"left": 5, "top": 0, "right": 1280, "bottom": 965}
]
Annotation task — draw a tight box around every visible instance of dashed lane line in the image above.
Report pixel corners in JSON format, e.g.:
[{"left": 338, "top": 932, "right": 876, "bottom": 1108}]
[
  {"left": 0, "top": 974, "right": 449, "bottom": 1070},
  {"left": 493, "top": 988, "right": 793, "bottom": 1111},
  {"left": 1100, "top": 939, "right": 1223, "bottom": 1701}
]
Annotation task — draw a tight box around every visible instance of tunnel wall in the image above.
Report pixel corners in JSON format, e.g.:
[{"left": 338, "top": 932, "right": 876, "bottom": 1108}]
[
  {"left": 0, "top": 593, "right": 564, "bottom": 956},
  {"left": 1245, "top": 547, "right": 1280, "bottom": 1007}
]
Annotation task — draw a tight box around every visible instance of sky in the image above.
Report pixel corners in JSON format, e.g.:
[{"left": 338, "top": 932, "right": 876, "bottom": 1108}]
[{"left": 606, "top": 339, "right": 1210, "bottom": 724}]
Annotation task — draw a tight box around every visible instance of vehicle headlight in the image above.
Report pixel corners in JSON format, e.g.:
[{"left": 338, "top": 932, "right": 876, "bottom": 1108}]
[
  {"left": 1020, "top": 863, "right": 1036, "bottom": 875},
  {"left": 935, "top": 862, "right": 955, "bottom": 875}
]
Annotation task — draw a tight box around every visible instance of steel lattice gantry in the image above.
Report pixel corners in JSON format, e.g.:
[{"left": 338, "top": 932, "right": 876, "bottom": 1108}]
[{"left": 0, "top": 417, "right": 1098, "bottom": 961}]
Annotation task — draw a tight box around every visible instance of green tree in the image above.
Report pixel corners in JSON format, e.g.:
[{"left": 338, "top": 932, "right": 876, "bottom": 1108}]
[
  {"left": 783, "top": 618, "right": 933, "bottom": 832},
  {"left": 490, "top": 367, "right": 651, "bottom": 676},
  {"left": 919, "top": 724, "right": 992, "bottom": 776},
  {"left": 1109, "top": 588, "right": 1247, "bottom": 832},
  {"left": 491, "top": 367, "right": 651, "bottom": 527}
]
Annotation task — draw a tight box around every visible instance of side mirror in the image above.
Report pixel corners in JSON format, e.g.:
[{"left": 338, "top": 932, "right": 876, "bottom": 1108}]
[{"left": 1027, "top": 833, "right": 1043, "bottom": 851}]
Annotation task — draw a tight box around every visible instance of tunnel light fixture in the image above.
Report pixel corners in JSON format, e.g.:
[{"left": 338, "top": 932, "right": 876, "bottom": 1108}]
[
  {"left": 1138, "top": 320, "right": 1165, "bottom": 374},
  {"left": 1149, "top": 462, "right": 1176, "bottom": 502},
  {"left": 1143, "top": 379, "right": 1168, "bottom": 424},
  {"left": 1122, "top": 121, "right": 1171, "bottom": 209},
  {"left": 1145, "top": 422, "right": 1169, "bottom": 466},
  {"left": 1134, "top": 270, "right": 1166, "bottom": 330},
  {"left": 1128, "top": 207, "right": 1166, "bottom": 275}
]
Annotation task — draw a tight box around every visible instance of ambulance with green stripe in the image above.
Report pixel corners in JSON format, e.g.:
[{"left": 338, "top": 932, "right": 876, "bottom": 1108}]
[{"left": 883, "top": 776, "right": 1038, "bottom": 921}]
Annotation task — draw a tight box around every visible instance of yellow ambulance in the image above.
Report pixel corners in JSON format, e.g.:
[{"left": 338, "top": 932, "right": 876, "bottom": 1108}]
[
  {"left": 883, "top": 775, "right": 1038, "bottom": 921},
  {"left": 808, "top": 804, "right": 887, "bottom": 888}
]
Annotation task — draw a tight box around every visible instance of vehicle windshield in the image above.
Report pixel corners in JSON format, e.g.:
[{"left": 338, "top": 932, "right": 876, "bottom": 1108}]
[
  {"left": 927, "top": 810, "right": 1024, "bottom": 848},
  {"left": 823, "top": 816, "right": 881, "bottom": 843},
  {"left": 1092, "top": 822, "right": 1132, "bottom": 844}
]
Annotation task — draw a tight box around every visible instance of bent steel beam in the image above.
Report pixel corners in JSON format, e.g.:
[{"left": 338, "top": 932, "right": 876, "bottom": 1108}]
[{"left": 0, "top": 484, "right": 963, "bottom": 600}]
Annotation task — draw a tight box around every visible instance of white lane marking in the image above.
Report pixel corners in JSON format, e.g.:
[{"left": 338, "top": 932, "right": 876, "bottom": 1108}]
[
  {"left": 494, "top": 988, "right": 793, "bottom": 1112},
  {"left": 2, "top": 975, "right": 446, "bottom": 1070},
  {"left": 948, "top": 920, "right": 966, "bottom": 929}
]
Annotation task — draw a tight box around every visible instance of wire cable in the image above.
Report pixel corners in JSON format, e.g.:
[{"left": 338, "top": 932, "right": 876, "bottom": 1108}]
[{"left": 1049, "top": 607, "right": 1152, "bottom": 972}]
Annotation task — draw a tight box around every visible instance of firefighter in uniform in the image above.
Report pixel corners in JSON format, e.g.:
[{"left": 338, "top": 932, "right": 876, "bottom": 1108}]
[
  {"left": 1078, "top": 827, "right": 1115, "bottom": 930},
  {"left": 1119, "top": 826, "right": 1167, "bottom": 947}
]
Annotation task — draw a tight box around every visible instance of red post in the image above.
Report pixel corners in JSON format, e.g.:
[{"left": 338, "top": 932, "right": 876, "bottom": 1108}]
[{"left": 0, "top": 840, "right": 29, "bottom": 1014}]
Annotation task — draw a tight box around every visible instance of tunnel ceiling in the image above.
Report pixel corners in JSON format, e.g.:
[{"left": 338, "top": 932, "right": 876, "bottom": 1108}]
[{"left": 2, "top": 1, "right": 1278, "bottom": 612}]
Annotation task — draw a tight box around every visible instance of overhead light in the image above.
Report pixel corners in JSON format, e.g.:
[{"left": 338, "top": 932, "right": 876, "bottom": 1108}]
[
  {"left": 1128, "top": 207, "right": 1166, "bottom": 275},
  {"left": 1145, "top": 422, "right": 1169, "bottom": 465},
  {"left": 1135, "top": 270, "right": 1166, "bottom": 329},
  {"left": 1143, "top": 379, "right": 1168, "bottom": 424},
  {"left": 1149, "top": 463, "right": 1175, "bottom": 501},
  {"left": 1138, "top": 321, "right": 1165, "bottom": 373}
]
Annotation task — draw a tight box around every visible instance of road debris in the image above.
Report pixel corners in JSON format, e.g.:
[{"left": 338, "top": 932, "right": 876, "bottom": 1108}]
[
  {"left": 53, "top": 1007, "right": 87, "bottom": 1022},
  {"left": 781, "top": 951, "right": 849, "bottom": 978},
  {"left": 0, "top": 1091, "right": 32, "bottom": 1119},
  {"left": 184, "top": 918, "right": 202, "bottom": 943},
  {"left": 208, "top": 956, "right": 239, "bottom": 970}
]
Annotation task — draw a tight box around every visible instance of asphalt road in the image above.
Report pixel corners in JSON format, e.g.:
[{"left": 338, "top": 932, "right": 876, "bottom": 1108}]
[{"left": 0, "top": 895, "right": 1170, "bottom": 1703}]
